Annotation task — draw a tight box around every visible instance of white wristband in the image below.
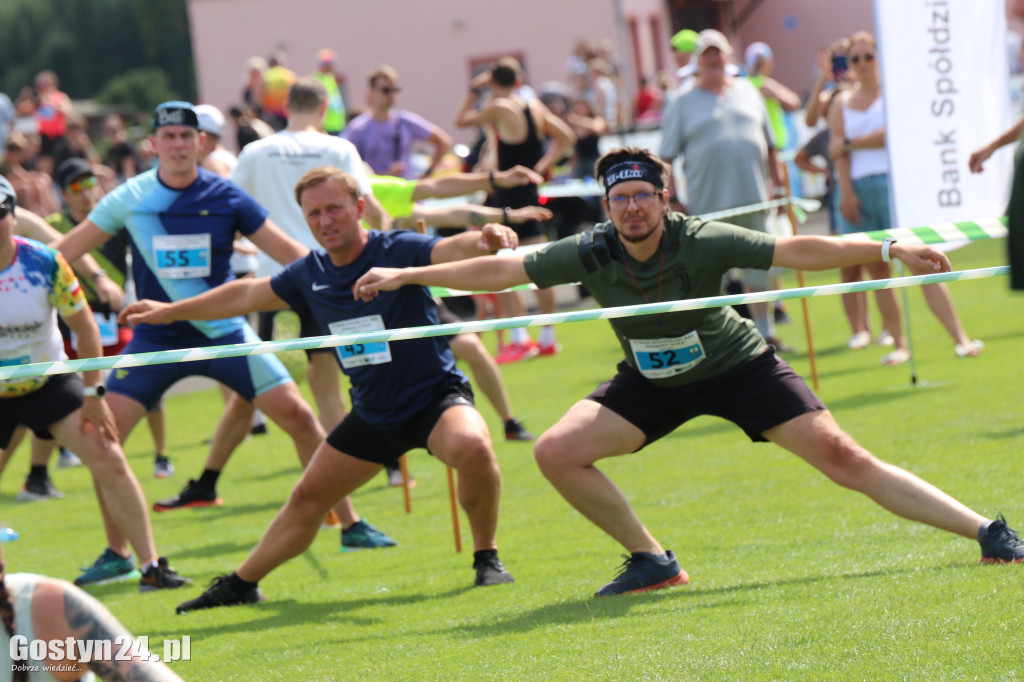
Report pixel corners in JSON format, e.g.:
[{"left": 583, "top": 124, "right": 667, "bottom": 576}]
[{"left": 881, "top": 238, "right": 897, "bottom": 263}]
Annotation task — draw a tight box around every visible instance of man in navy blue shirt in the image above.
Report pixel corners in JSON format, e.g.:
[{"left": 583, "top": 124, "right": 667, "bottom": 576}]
[
  {"left": 57, "top": 102, "right": 388, "bottom": 585},
  {"left": 122, "top": 166, "right": 521, "bottom": 611}
]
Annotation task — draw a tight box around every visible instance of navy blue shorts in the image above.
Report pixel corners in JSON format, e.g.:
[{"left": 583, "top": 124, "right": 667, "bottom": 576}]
[
  {"left": 588, "top": 349, "right": 826, "bottom": 447},
  {"left": 107, "top": 325, "right": 292, "bottom": 411},
  {"left": 325, "top": 382, "right": 475, "bottom": 464}
]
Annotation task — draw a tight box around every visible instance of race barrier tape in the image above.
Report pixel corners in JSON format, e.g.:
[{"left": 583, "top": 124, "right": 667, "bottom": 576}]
[
  {"left": 839, "top": 217, "right": 1007, "bottom": 245},
  {"left": 0, "top": 266, "right": 1007, "bottom": 382}
]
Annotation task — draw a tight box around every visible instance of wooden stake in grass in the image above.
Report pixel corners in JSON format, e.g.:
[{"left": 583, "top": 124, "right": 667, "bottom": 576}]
[
  {"left": 417, "top": 217, "right": 462, "bottom": 552},
  {"left": 780, "top": 165, "right": 820, "bottom": 391},
  {"left": 398, "top": 454, "right": 412, "bottom": 514}
]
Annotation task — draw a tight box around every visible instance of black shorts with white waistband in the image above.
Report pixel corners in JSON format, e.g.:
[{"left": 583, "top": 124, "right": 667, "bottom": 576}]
[
  {"left": 0, "top": 373, "right": 84, "bottom": 448},
  {"left": 325, "top": 382, "right": 475, "bottom": 464},
  {"left": 587, "top": 349, "right": 826, "bottom": 449}
]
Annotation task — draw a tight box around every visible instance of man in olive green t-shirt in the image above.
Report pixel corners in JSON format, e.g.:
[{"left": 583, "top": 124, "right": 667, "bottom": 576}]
[{"left": 354, "top": 147, "right": 1024, "bottom": 596}]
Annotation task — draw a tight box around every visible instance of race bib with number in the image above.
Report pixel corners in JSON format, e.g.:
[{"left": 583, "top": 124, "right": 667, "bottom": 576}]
[
  {"left": 70, "top": 312, "right": 120, "bottom": 351},
  {"left": 152, "top": 234, "right": 211, "bottom": 279},
  {"left": 628, "top": 332, "right": 705, "bottom": 379},
  {"left": 328, "top": 315, "right": 392, "bottom": 369},
  {"left": 0, "top": 353, "right": 30, "bottom": 368}
]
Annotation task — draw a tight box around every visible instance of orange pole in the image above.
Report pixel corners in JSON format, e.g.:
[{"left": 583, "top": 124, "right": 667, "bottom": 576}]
[{"left": 446, "top": 466, "right": 462, "bottom": 553}]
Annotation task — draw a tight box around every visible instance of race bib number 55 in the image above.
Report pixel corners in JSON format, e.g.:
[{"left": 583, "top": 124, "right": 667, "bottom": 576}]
[
  {"left": 628, "top": 332, "right": 705, "bottom": 379},
  {"left": 328, "top": 315, "right": 391, "bottom": 368},
  {"left": 152, "top": 234, "right": 211, "bottom": 279}
]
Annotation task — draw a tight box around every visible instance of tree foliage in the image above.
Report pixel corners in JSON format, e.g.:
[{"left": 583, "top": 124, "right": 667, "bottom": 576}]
[{"left": 0, "top": 0, "right": 195, "bottom": 114}]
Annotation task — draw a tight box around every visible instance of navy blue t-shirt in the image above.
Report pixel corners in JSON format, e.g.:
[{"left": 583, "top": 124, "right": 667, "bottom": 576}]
[{"left": 270, "top": 230, "right": 466, "bottom": 427}]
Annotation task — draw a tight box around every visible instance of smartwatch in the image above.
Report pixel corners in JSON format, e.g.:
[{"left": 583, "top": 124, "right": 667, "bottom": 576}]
[{"left": 83, "top": 384, "right": 107, "bottom": 398}]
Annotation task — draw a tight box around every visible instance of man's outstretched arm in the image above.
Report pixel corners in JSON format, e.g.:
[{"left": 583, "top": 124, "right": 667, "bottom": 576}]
[
  {"left": 353, "top": 255, "right": 530, "bottom": 302},
  {"left": 119, "top": 278, "right": 287, "bottom": 327}
]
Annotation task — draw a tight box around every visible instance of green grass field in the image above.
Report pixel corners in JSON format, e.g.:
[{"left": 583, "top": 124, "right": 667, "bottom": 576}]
[{"left": 2, "top": 238, "right": 1023, "bottom": 680}]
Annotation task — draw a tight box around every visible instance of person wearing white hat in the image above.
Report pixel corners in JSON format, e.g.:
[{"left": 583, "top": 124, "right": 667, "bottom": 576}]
[{"left": 660, "top": 29, "right": 789, "bottom": 350}]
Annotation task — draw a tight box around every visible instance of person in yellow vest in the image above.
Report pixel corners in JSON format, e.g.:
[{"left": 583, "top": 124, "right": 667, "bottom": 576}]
[
  {"left": 744, "top": 42, "right": 799, "bottom": 150},
  {"left": 311, "top": 49, "right": 346, "bottom": 136},
  {"left": 260, "top": 52, "right": 296, "bottom": 131}
]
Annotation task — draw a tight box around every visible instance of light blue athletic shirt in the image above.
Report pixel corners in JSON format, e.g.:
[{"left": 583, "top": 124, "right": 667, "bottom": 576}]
[{"left": 87, "top": 167, "right": 268, "bottom": 345}]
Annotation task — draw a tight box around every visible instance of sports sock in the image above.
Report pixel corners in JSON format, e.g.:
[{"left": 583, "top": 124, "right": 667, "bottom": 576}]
[
  {"left": 539, "top": 325, "right": 556, "bottom": 346},
  {"left": 474, "top": 549, "right": 498, "bottom": 562},
  {"left": 197, "top": 469, "right": 221, "bottom": 491},
  {"left": 27, "top": 465, "right": 48, "bottom": 483},
  {"left": 228, "top": 572, "right": 258, "bottom": 592},
  {"left": 510, "top": 327, "right": 529, "bottom": 345}
]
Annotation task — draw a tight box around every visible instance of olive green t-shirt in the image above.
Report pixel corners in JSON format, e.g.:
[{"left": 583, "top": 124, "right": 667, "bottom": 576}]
[{"left": 523, "top": 212, "right": 775, "bottom": 386}]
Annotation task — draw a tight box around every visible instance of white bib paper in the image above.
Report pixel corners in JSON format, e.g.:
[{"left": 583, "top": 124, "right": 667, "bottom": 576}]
[
  {"left": 628, "top": 331, "right": 705, "bottom": 379},
  {"left": 328, "top": 315, "right": 392, "bottom": 368}
]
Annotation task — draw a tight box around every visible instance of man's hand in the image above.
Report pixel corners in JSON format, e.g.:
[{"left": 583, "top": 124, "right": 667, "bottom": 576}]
[
  {"left": 118, "top": 299, "right": 176, "bottom": 327},
  {"left": 94, "top": 276, "right": 125, "bottom": 311},
  {"left": 839, "top": 190, "right": 860, "bottom": 224},
  {"left": 508, "top": 206, "right": 553, "bottom": 224},
  {"left": 353, "top": 267, "right": 409, "bottom": 302},
  {"left": 968, "top": 145, "right": 994, "bottom": 174},
  {"left": 470, "top": 71, "right": 491, "bottom": 92},
  {"left": 477, "top": 223, "right": 518, "bottom": 252},
  {"left": 893, "top": 243, "right": 950, "bottom": 274},
  {"left": 80, "top": 395, "right": 119, "bottom": 442},
  {"left": 492, "top": 165, "right": 544, "bottom": 188}
]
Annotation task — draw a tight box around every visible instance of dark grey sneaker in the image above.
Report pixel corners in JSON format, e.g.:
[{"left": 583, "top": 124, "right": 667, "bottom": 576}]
[
  {"left": 16, "top": 476, "right": 64, "bottom": 502},
  {"left": 979, "top": 515, "right": 1024, "bottom": 564},
  {"left": 503, "top": 418, "right": 535, "bottom": 442},
  {"left": 473, "top": 552, "right": 514, "bottom": 586},
  {"left": 138, "top": 558, "right": 193, "bottom": 592},
  {"left": 176, "top": 574, "right": 267, "bottom": 614},
  {"left": 595, "top": 550, "right": 689, "bottom": 596}
]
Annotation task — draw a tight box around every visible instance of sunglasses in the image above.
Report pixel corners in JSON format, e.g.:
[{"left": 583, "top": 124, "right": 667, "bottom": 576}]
[
  {"left": 850, "top": 53, "right": 875, "bottom": 64},
  {"left": 66, "top": 176, "right": 97, "bottom": 193},
  {"left": 0, "top": 200, "right": 13, "bottom": 220},
  {"left": 377, "top": 86, "right": 401, "bottom": 95}
]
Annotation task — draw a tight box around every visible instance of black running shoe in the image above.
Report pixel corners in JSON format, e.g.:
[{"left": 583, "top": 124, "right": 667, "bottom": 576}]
[
  {"left": 153, "top": 479, "right": 223, "bottom": 512},
  {"left": 503, "top": 418, "right": 535, "bottom": 442},
  {"left": 979, "top": 515, "right": 1024, "bottom": 564},
  {"left": 176, "top": 575, "right": 267, "bottom": 614},
  {"left": 595, "top": 550, "right": 689, "bottom": 597},
  {"left": 473, "top": 553, "right": 514, "bottom": 586},
  {"left": 138, "top": 558, "right": 192, "bottom": 592}
]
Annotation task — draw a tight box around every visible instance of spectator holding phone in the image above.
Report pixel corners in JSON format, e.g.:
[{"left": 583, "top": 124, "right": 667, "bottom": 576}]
[{"left": 805, "top": 38, "right": 852, "bottom": 128}]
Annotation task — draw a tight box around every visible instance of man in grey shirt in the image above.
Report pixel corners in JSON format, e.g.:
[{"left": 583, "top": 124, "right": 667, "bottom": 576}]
[{"left": 659, "top": 29, "right": 785, "bottom": 347}]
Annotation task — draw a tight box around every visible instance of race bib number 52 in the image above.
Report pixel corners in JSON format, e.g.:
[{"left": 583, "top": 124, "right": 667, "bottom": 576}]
[{"left": 628, "top": 332, "right": 705, "bottom": 379}]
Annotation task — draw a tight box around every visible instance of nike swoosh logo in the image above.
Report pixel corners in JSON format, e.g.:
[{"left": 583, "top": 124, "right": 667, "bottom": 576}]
[{"left": 311, "top": 283, "right": 331, "bottom": 291}]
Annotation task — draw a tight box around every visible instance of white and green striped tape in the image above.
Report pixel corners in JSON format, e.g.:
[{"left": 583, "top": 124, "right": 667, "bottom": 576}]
[
  {"left": 0, "top": 266, "right": 1007, "bottom": 382},
  {"left": 839, "top": 217, "right": 1007, "bottom": 246}
]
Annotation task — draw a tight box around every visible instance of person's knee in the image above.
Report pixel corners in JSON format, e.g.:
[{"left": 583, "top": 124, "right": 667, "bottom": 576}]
[
  {"left": 79, "top": 440, "right": 131, "bottom": 478},
  {"left": 534, "top": 431, "right": 574, "bottom": 478},
  {"left": 286, "top": 478, "right": 331, "bottom": 521},
  {"left": 817, "top": 433, "right": 879, "bottom": 488},
  {"left": 450, "top": 434, "right": 498, "bottom": 476}
]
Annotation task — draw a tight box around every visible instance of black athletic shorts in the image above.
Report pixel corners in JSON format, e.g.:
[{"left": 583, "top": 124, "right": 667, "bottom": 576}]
[
  {"left": 0, "top": 373, "right": 84, "bottom": 448},
  {"left": 587, "top": 349, "right": 826, "bottom": 448},
  {"left": 325, "top": 382, "right": 475, "bottom": 464}
]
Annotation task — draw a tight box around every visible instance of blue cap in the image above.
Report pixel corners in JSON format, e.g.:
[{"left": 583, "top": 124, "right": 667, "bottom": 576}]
[{"left": 152, "top": 101, "right": 201, "bottom": 131}]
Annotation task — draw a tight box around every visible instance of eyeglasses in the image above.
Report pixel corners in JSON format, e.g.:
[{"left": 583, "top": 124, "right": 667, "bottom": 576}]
[
  {"left": 66, "top": 176, "right": 97, "bottom": 193},
  {"left": 608, "top": 192, "right": 660, "bottom": 209},
  {"left": 850, "top": 53, "right": 875, "bottom": 64},
  {"left": 377, "top": 86, "right": 401, "bottom": 95}
]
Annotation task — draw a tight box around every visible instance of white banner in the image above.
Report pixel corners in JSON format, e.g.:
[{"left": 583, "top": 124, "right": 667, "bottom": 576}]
[{"left": 874, "top": 0, "right": 1012, "bottom": 228}]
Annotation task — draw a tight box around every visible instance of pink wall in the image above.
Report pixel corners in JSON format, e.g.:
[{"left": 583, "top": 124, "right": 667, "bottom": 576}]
[
  {"left": 186, "top": 0, "right": 623, "bottom": 145},
  {"left": 732, "top": 0, "right": 874, "bottom": 96}
]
